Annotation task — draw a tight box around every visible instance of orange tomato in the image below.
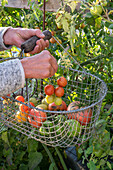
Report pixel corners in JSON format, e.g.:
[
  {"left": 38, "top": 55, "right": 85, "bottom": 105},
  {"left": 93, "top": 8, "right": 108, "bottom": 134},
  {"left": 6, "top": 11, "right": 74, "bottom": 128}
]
[
  {"left": 19, "top": 102, "right": 35, "bottom": 113},
  {"left": 15, "top": 111, "right": 28, "bottom": 122},
  {"left": 50, "top": 37, "right": 57, "bottom": 44},
  {"left": 15, "top": 96, "right": 25, "bottom": 105}
]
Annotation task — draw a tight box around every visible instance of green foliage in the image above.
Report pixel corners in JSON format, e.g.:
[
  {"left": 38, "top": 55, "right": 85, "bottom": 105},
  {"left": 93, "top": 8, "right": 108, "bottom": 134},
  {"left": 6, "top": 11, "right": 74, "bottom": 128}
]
[{"left": 0, "top": 0, "right": 113, "bottom": 169}]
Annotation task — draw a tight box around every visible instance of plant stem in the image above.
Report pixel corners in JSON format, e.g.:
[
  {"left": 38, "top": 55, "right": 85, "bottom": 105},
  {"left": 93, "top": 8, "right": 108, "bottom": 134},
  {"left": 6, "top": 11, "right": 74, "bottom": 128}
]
[
  {"left": 55, "top": 147, "right": 68, "bottom": 170},
  {"left": 42, "top": 143, "right": 58, "bottom": 170}
]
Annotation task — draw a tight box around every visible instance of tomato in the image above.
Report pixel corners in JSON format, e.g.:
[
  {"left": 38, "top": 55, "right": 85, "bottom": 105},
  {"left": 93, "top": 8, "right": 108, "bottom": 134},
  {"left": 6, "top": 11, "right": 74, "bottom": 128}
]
[
  {"left": 57, "top": 77, "right": 67, "bottom": 87},
  {"left": 41, "top": 98, "right": 49, "bottom": 106},
  {"left": 55, "top": 86, "right": 64, "bottom": 97},
  {"left": 19, "top": 102, "right": 35, "bottom": 113},
  {"left": 36, "top": 104, "right": 48, "bottom": 110},
  {"left": 51, "top": 31, "right": 56, "bottom": 36},
  {"left": 90, "top": 5, "right": 102, "bottom": 16},
  {"left": 50, "top": 37, "right": 56, "bottom": 44},
  {"left": 100, "top": 0, "right": 107, "bottom": 6},
  {"left": 55, "top": 124, "right": 64, "bottom": 135},
  {"left": 15, "top": 95, "right": 24, "bottom": 103},
  {"left": 48, "top": 102, "right": 60, "bottom": 111},
  {"left": 59, "top": 100, "right": 67, "bottom": 111},
  {"left": 39, "top": 120, "right": 54, "bottom": 136},
  {"left": 45, "top": 95, "right": 54, "bottom": 104},
  {"left": 2, "top": 94, "right": 11, "bottom": 100},
  {"left": 65, "top": 119, "right": 81, "bottom": 137},
  {"left": 54, "top": 97, "right": 62, "bottom": 105},
  {"left": 28, "top": 108, "right": 47, "bottom": 128},
  {"left": 29, "top": 97, "right": 38, "bottom": 106},
  {"left": 67, "top": 101, "right": 92, "bottom": 125},
  {"left": 19, "top": 103, "right": 29, "bottom": 113},
  {"left": 80, "top": 23, "right": 85, "bottom": 29},
  {"left": 44, "top": 85, "right": 54, "bottom": 96},
  {"left": 55, "top": 115, "right": 66, "bottom": 124},
  {"left": 15, "top": 111, "right": 28, "bottom": 123},
  {"left": 67, "top": 101, "right": 80, "bottom": 119},
  {"left": 76, "top": 109, "right": 92, "bottom": 125}
]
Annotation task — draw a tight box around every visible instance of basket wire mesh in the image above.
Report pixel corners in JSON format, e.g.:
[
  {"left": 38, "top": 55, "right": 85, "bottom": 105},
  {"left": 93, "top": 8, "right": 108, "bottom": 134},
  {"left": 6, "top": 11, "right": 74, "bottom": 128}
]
[{"left": 0, "top": 53, "right": 107, "bottom": 147}]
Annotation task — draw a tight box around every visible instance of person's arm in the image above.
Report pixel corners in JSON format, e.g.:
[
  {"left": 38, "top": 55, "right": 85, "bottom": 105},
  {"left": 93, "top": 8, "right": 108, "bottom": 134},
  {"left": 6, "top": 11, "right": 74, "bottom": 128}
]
[
  {"left": 0, "top": 59, "right": 25, "bottom": 97},
  {"left": 0, "top": 50, "right": 58, "bottom": 97},
  {"left": 0, "top": 28, "right": 58, "bottom": 97}
]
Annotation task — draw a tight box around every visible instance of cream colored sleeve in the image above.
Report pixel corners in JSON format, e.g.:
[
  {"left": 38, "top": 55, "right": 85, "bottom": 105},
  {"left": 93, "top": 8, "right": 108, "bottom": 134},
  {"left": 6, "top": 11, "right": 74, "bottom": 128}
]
[
  {"left": 0, "top": 27, "right": 13, "bottom": 51},
  {"left": 0, "top": 59, "right": 25, "bottom": 96}
]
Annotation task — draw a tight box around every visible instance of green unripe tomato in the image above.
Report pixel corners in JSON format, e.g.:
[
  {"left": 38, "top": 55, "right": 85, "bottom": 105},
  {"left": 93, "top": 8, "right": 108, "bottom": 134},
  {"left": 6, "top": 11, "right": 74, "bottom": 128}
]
[
  {"left": 65, "top": 119, "right": 81, "bottom": 138},
  {"left": 54, "top": 97, "right": 62, "bottom": 105},
  {"left": 100, "top": 0, "right": 107, "bottom": 6},
  {"left": 90, "top": 5, "right": 102, "bottom": 16}
]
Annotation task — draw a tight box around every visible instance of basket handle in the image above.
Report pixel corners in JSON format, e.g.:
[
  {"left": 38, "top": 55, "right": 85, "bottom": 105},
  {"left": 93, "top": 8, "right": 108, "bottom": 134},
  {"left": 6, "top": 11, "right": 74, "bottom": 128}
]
[{"left": 21, "top": 30, "right": 52, "bottom": 53}]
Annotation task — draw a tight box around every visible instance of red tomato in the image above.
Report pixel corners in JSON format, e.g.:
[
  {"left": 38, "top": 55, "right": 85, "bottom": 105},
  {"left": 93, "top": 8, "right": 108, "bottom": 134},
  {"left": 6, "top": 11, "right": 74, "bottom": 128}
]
[
  {"left": 55, "top": 86, "right": 64, "bottom": 97},
  {"left": 28, "top": 108, "right": 47, "bottom": 128},
  {"left": 44, "top": 85, "right": 54, "bottom": 96},
  {"left": 48, "top": 102, "right": 60, "bottom": 111},
  {"left": 59, "top": 100, "right": 67, "bottom": 111},
  {"left": 76, "top": 109, "right": 92, "bottom": 125},
  {"left": 57, "top": 77, "right": 67, "bottom": 87},
  {"left": 67, "top": 101, "right": 92, "bottom": 125},
  {"left": 2, "top": 94, "right": 10, "bottom": 100}
]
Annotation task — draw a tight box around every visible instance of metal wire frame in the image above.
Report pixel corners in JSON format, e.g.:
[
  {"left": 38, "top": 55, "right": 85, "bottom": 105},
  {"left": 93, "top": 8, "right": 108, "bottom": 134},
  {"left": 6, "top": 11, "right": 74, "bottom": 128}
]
[{"left": 0, "top": 63, "right": 107, "bottom": 148}]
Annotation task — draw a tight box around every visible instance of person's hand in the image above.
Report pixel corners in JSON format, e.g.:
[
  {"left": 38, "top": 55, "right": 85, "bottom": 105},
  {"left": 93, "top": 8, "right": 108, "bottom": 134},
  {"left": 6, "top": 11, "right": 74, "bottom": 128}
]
[
  {"left": 21, "top": 50, "right": 58, "bottom": 79},
  {"left": 3, "top": 27, "right": 49, "bottom": 54}
]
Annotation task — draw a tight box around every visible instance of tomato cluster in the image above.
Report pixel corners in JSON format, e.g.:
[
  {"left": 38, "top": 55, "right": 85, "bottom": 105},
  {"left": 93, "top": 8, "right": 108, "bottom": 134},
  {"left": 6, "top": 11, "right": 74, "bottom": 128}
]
[{"left": 44, "top": 76, "right": 67, "bottom": 110}]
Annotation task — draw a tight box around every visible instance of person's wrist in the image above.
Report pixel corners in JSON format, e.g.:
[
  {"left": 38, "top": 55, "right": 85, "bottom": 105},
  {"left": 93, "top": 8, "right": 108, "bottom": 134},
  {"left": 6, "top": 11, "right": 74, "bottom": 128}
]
[
  {"left": 20, "top": 57, "right": 30, "bottom": 78},
  {"left": 3, "top": 27, "right": 15, "bottom": 46}
]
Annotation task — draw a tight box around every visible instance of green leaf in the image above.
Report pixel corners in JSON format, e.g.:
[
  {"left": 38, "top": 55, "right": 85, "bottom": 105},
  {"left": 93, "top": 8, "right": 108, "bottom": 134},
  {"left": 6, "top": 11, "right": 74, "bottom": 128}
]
[
  {"left": 49, "top": 163, "right": 56, "bottom": 170},
  {"left": 1, "top": 131, "right": 10, "bottom": 146},
  {"left": 107, "top": 161, "right": 112, "bottom": 170},
  {"left": 28, "top": 152, "right": 43, "bottom": 170},
  {"left": 109, "top": 24, "right": 113, "bottom": 29},
  {"left": 109, "top": 150, "right": 113, "bottom": 156},
  {"left": 87, "top": 161, "right": 96, "bottom": 170},
  {"left": 104, "top": 35, "right": 113, "bottom": 45},
  {"left": 100, "top": 159, "right": 106, "bottom": 166},
  {"left": 27, "top": 139, "right": 38, "bottom": 152},
  {"left": 19, "top": 164, "right": 28, "bottom": 170},
  {"left": 1, "top": 0, "right": 8, "bottom": 6},
  {"left": 85, "top": 146, "right": 93, "bottom": 155},
  {"left": 61, "top": 18, "right": 69, "bottom": 32}
]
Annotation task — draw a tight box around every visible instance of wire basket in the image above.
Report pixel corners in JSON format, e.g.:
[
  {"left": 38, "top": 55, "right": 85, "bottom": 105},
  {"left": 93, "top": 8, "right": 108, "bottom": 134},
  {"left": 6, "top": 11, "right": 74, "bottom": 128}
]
[{"left": 0, "top": 55, "right": 107, "bottom": 147}]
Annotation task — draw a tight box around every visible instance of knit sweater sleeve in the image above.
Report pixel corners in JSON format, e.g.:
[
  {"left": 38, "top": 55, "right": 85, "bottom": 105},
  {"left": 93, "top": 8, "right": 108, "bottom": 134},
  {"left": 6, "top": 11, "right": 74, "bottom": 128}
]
[
  {"left": 0, "top": 59, "right": 25, "bottom": 96},
  {"left": 0, "top": 27, "right": 12, "bottom": 51}
]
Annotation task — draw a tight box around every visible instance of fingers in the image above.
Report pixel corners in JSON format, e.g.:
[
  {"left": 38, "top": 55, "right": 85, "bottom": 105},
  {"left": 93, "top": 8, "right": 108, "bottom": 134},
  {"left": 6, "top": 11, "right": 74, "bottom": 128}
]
[
  {"left": 30, "top": 39, "right": 49, "bottom": 54},
  {"left": 21, "top": 50, "right": 58, "bottom": 79},
  {"left": 41, "top": 50, "right": 58, "bottom": 77}
]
